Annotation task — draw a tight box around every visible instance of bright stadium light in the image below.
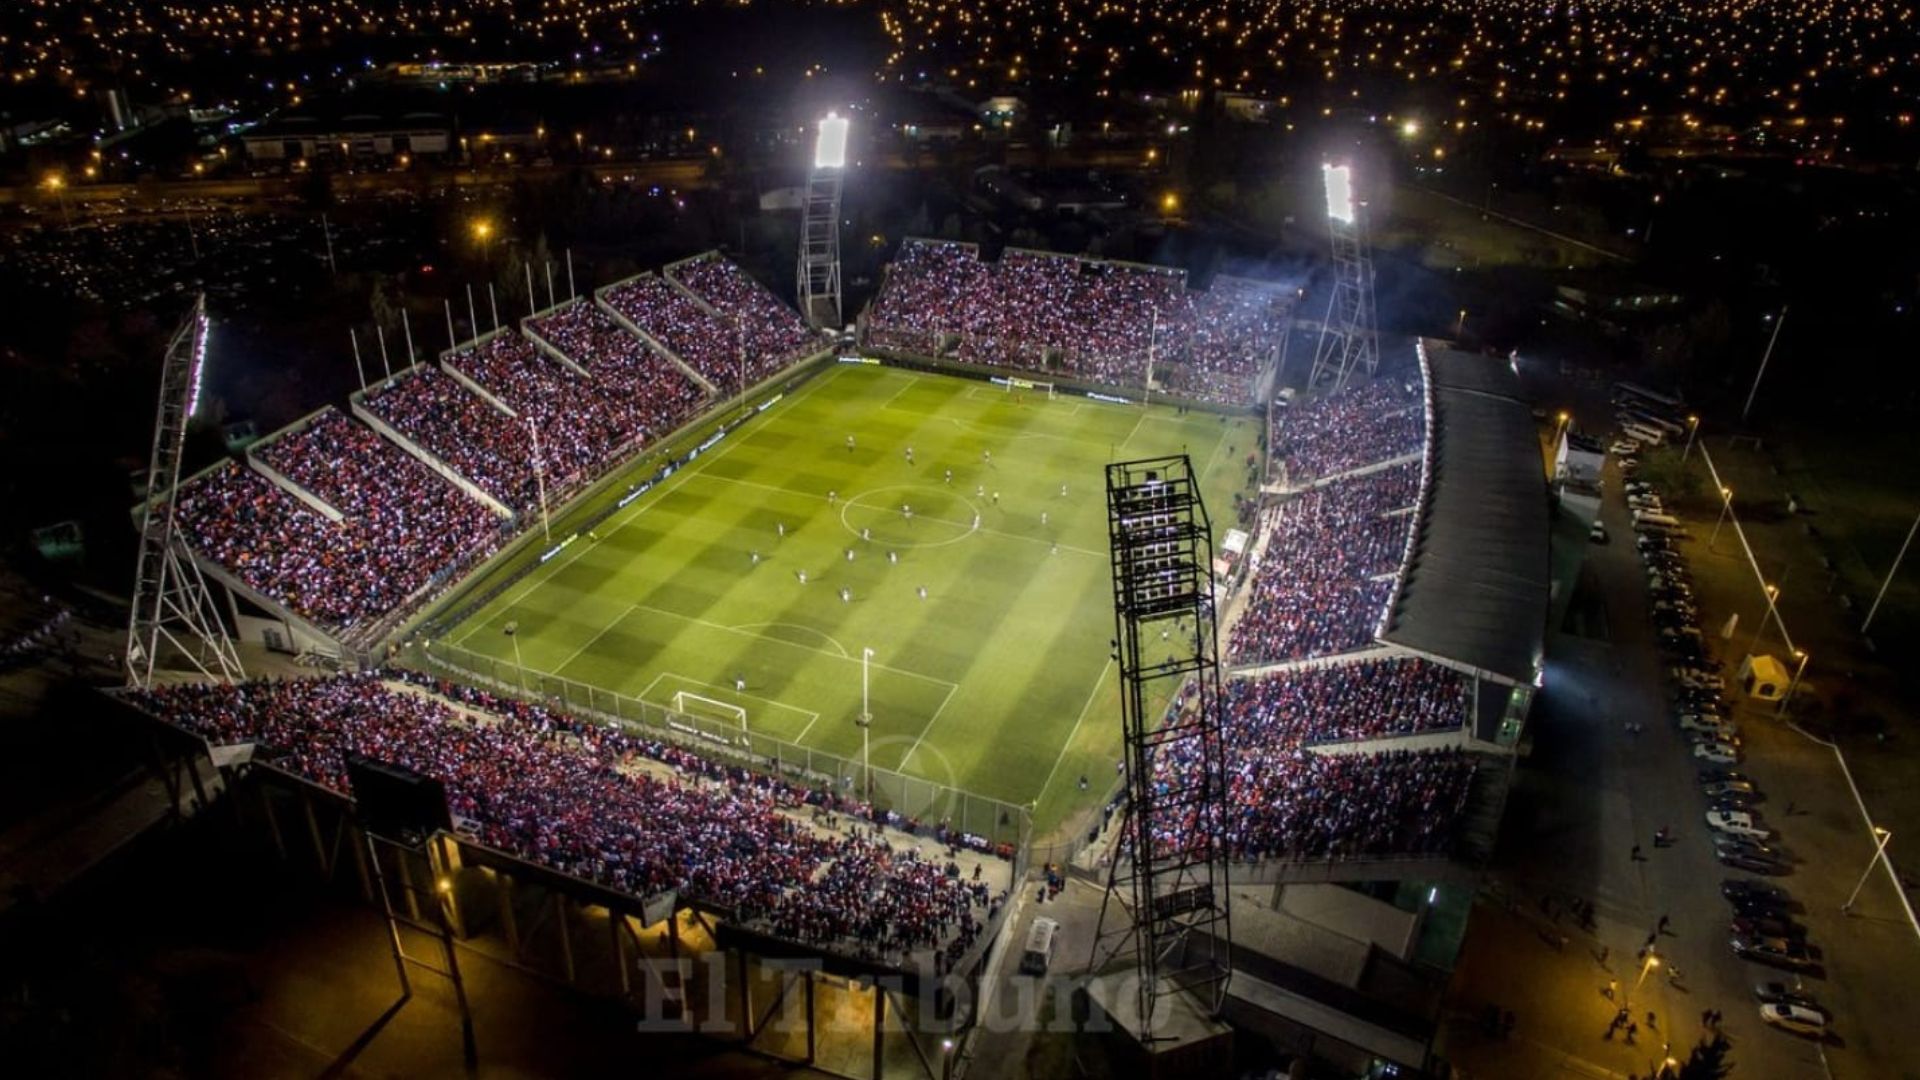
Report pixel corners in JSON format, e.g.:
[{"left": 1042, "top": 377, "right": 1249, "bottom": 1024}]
[
  {"left": 814, "top": 113, "right": 850, "bottom": 170},
  {"left": 1322, "top": 163, "right": 1355, "bottom": 224},
  {"left": 186, "top": 309, "right": 209, "bottom": 417}
]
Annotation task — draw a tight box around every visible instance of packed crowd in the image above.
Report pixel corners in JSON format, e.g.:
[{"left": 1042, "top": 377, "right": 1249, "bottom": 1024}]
[
  {"left": 255, "top": 409, "right": 504, "bottom": 602},
  {"left": 1153, "top": 671, "right": 1477, "bottom": 862},
  {"left": 1273, "top": 376, "right": 1426, "bottom": 486},
  {"left": 175, "top": 462, "right": 445, "bottom": 631},
  {"left": 0, "top": 603, "right": 71, "bottom": 672},
  {"left": 601, "top": 274, "right": 751, "bottom": 391},
  {"left": 447, "top": 333, "right": 646, "bottom": 486},
  {"left": 865, "top": 239, "right": 1285, "bottom": 405},
  {"left": 1222, "top": 657, "right": 1468, "bottom": 746},
  {"left": 526, "top": 302, "right": 708, "bottom": 436},
  {"left": 362, "top": 365, "right": 543, "bottom": 511},
  {"left": 127, "top": 672, "right": 999, "bottom": 963},
  {"left": 668, "top": 253, "right": 822, "bottom": 386},
  {"left": 1228, "top": 462, "right": 1421, "bottom": 665}
]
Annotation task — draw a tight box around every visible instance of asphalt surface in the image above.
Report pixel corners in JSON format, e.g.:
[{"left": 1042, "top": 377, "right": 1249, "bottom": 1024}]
[{"left": 1439, "top": 440, "right": 1920, "bottom": 1079}]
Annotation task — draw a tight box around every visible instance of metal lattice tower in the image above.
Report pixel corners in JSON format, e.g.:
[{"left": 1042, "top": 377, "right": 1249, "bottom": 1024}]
[
  {"left": 1090, "top": 455, "right": 1233, "bottom": 1036},
  {"left": 1307, "top": 185, "right": 1379, "bottom": 391},
  {"left": 126, "top": 295, "right": 243, "bottom": 689},
  {"left": 796, "top": 115, "right": 847, "bottom": 330}
]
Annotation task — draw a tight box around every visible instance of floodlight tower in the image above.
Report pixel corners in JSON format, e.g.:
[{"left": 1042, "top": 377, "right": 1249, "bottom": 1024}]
[
  {"left": 126, "top": 295, "right": 244, "bottom": 689},
  {"left": 797, "top": 112, "right": 848, "bottom": 330},
  {"left": 1307, "top": 163, "right": 1379, "bottom": 391},
  {"left": 1090, "top": 455, "right": 1233, "bottom": 1040}
]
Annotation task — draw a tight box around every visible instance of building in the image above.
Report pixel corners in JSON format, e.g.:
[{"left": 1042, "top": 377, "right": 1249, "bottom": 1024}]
[{"left": 239, "top": 113, "right": 453, "bottom": 165}]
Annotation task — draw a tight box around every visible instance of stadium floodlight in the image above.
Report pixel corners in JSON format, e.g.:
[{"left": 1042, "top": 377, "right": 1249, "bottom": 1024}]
[
  {"left": 814, "top": 112, "right": 850, "bottom": 170},
  {"left": 1322, "top": 163, "right": 1355, "bottom": 224},
  {"left": 185, "top": 307, "right": 209, "bottom": 417}
]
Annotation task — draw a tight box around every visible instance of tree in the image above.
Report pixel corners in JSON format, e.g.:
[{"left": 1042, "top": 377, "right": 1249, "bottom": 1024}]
[
  {"left": 1677, "top": 1033, "right": 1733, "bottom": 1079},
  {"left": 1631, "top": 445, "right": 1707, "bottom": 509}
]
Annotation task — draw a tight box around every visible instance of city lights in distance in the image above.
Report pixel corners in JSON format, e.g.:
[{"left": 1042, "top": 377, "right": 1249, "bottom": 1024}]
[
  {"left": 815, "top": 113, "right": 849, "bottom": 170},
  {"left": 1323, "top": 163, "right": 1355, "bottom": 224}
]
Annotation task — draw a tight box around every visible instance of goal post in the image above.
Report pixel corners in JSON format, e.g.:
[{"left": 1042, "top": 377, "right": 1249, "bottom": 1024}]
[
  {"left": 1001, "top": 376, "right": 1055, "bottom": 399},
  {"left": 672, "top": 691, "right": 748, "bottom": 730}
]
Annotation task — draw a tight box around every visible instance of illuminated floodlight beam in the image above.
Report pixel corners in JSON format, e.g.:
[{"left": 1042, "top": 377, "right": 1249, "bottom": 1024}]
[
  {"left": 814, "top": 113, "right": 850, "bottom": 170},
  {"left": 1322, "top": 163, "right": 1355, "bottom": 224}
]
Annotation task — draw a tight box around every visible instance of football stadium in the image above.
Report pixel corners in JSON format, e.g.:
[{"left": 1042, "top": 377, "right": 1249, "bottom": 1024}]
[{"left": 116, "top": 179, "right": 1548, "bottom": 1075}]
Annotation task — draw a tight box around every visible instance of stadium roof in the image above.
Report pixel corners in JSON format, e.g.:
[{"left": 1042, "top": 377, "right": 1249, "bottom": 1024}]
[{"left": 1381, "top": 341, "right": 1549, "bottom": 686}]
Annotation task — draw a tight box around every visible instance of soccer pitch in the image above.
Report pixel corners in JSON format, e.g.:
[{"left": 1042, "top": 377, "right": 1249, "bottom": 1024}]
[{"left": 442, "top": 364, "right": 1259, "bottom": 837}]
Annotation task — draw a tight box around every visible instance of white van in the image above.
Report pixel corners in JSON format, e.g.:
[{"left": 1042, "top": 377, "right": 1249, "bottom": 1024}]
[
  {"left": 1634, "top": 510, "right": 1682, "bottom": 530},
  {"left": 1621, "top": 422, "right": 1666, "bottom": 446},
  {"left": 1019, "top": 917, "right": 1059, "bottom": 975}
]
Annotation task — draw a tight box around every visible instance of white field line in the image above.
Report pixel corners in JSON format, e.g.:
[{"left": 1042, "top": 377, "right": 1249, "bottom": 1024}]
[
  {"left": 649, "top": 670, "right": 820, "bottom": 735},
  {"left": 1036, "top": 657, "right": 1116, "bottom": 803},
  {"left": 686, "top": 470, "right": 1108, "bottom": 557},
  {"left": 628, "top": 602, "right": 956, "bottom": 691},
  {"left": 452, "top": 366, "right": 850, "bottom": 644},
  {"left": 897, "top": 680, "right": 960, "bottom": 773}
]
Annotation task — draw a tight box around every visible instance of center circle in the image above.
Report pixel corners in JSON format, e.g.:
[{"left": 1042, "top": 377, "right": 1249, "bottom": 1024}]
[{"left": 838, "top": 485, "right": 983, "bottom": 548}]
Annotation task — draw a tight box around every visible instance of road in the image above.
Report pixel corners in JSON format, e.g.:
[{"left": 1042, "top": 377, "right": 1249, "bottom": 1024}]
[
  {"left": 1, "top": 144, "right": 1153, "bottom": 211},
  {"left": 1438, "top": 415, "right": 1920, "bottom": 1079}
]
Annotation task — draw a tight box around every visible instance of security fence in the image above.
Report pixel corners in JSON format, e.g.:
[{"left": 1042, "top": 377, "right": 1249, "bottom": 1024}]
[{"left": 404, "top": 639, "right": 1032, "bottom": 856}]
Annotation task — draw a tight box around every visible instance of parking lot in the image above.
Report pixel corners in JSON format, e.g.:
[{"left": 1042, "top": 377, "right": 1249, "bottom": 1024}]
[{"left": 1438, "top": 396, "right": 1920, "bottom": 1079}]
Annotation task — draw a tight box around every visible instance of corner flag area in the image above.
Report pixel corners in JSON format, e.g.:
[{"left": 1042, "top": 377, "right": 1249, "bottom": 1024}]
[{"left": 441, "top": 364, "right": 1258, "bottom": 835}]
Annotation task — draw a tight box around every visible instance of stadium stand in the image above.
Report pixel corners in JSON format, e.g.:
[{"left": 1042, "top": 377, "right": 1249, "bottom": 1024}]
[
  {"left": 1222, "top": 657, "right": 1469, "bottom": 747},
  {"left": 1272, "top": 376, "right": 1426, "bottom": 487},
  {"left": 254, "top": 408, "right": 505, "bottom": 606},
  {"left": 446, "top": 332, "right": 645, "bottom": 483},
  {"left": 863, "top": 239, "right": 1285, "bottom": 404},
  {"left": 1152, "top": 673, "right": 1477, "bottom": 861},
  {"left": 175, "top": 462, "right": 447, "bottom": 633},
  {"left": 1229, "top": 462, "right": 1422, "bottom": 665},
  {"left": 361, "top": 364, "right": 545, "bottom": 511},
  {"left": 666, "top": 253, "right": 823, "bottom": 382},
  {"left": 600, "top": 273, "right": 749, "bottom": 391},
  {"left": 525, "top": 301, "right": 708, "bottom": 437},
  {"left": 126, "top": 672, "right": 1003, "bottom": 966}
]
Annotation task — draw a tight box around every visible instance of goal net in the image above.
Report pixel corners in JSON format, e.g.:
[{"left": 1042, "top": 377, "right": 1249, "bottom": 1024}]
[
  {"left": 672, "top": 691, "right": 748, "bottom": 730},
  {"left": 1001, "top": 376, "right": 1056, "bottom": 399}
]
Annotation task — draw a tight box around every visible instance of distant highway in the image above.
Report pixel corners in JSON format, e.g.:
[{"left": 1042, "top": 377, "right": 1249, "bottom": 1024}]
[{"left": 0, "top": 144, "right": 1151, "bottom": 213}]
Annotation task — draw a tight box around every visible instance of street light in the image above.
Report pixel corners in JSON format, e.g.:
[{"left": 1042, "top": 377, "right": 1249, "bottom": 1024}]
[
  {"left": 1842, "top": 827, "right": 1893, "bottom": 913},
  {"left": 471, "top": 218, "right": 495, "bottom": 260},
  {"left": 1707, "top": 486, "right": 1734, "bottom": 552},
  {"left": 941, "top": 1038, "right": 955, "bottom": 1080},
  {"left": 1681, "top": 414, "right": 1700, "bottom": 461},
  {"left": 857, "top": 647, "right": 875, "bottom": 802}
]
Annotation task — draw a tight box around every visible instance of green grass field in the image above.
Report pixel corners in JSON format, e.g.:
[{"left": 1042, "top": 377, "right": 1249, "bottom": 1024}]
[{"left": 442, "top": 364, "right": 1258, "bottom": 837}]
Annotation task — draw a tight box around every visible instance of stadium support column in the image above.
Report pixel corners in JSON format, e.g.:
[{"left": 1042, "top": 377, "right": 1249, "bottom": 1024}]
[
  {"left": 797, "top": 114, "right": 848, "bottom": 331},
  {"left": 1090, "top": 455, "right": 1233, "bottom": 1039},
  {"left": 1307, "top": 163, "right": 1379, "bottom": 392},
  {"left": 126, "top": 294, "right": 244, "bottom": 689}
]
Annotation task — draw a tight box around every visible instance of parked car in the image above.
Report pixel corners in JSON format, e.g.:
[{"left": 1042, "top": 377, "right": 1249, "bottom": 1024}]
[
  {"left": 1721, "top": 850, "right": 1793, "bottom": 875},
  {"left": 1758, "top": 1003, "right": 1828, "bottom": 1037},
  {"left": 1732, "top": 935, "right": 1817, "bottom": 971},
  {"left": 1731, "top": 894, "right": 1793, "bottom": 919},
  {"left": 1695, "top": 742, "right": 1742, "bottom": 764},
  {"left": 1687, "top": 731, "right": 1742, "bottom": 751},
  {"left": 1732, "top": 915, "right": 1806, "bottom": 940},
  {"left": 1699, "top": 768, "right": 1750, "bottom": 785},
  {"left": 1707, "top": 810, "right": 1769, "bottom": 838},
  {"left": 1704, "top": 781, "right": 1761, "bottom": 803},
  {"left": 1725, "top": 880, "right": 1791, "bottom": 906},
  {"left": 1590, "top": 521, "right": 1608, "bottom": 544},
  {"left": 1753, "top": 982, "right": 1825, "bottom": 1013},
  {"left": 1681, "top": 714, "right": 1737, "bottom": 735}
]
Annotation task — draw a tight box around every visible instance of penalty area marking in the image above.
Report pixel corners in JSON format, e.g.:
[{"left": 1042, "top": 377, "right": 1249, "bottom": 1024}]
[{"left": 728, "top": 621, "right": 852, "bottom": 659}]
